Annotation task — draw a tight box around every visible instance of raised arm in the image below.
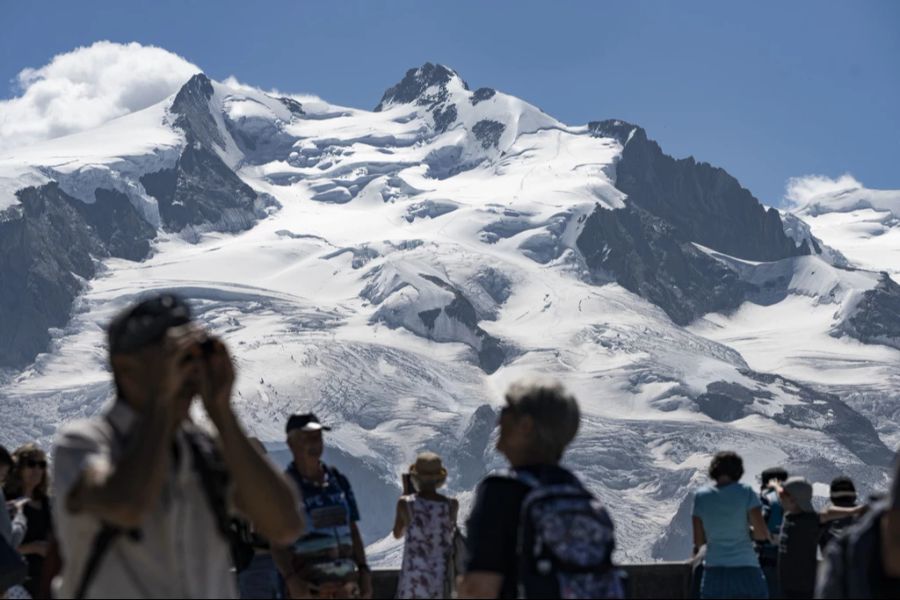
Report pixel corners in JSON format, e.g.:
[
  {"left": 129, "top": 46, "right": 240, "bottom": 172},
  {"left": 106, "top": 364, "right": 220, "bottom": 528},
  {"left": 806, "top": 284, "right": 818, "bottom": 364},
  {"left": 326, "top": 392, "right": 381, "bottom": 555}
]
[
  {"left": 820, "top": 504, "right": 867, "bottom": 523},
  {"left": 63, "top": 330, "right": 202, "bottom": 529},
  {"left": 200, "top": 339, "right": 304, "bottom": 546},
  {"left": 393, "top": 497, "right": 409, "bottom": 539}
]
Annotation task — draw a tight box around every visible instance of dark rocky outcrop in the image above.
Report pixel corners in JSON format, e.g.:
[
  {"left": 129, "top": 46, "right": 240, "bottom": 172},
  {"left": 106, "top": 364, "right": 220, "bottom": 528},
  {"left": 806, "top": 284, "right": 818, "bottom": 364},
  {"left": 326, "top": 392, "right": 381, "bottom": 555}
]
[
  {"left": 577, "top": 121, "right": 812, "bottom": 325},
  {"left": 140, "top": 142, "right": 264, "bottom": 234},
  {"left": 589, "top": 120, "right": 805, "bottom": 262},
  {"left": 472, "top": 119, "right": 505, "bottom": 149},
  {"left": 170, "top": 73, "right": 225, "bottom": 150},
  {"left": 0, "top": 73, "right": 273, "bottom": 368},
  {"left": 374, "top": 63, "right": 468, "bottom": 111},
  {"left": 150, "top": 73, "right": 269, "bottom": 233},
  {"left": 471, "top": 87, "right": 496, "bottom": 105},
  {"left": 278, "top": 96, "right": 305, "bottom": 116},
  {"left": 418, "top": 274, "right": 507, "bottom": 374},
  {"left": 74, "top": 188, "right": 156, "bottom": 261},
  {"left": 432, "top": 104, "right": 458, "bottom": 134},
  {"left": 577, "top": 204, "right": 755, "bottom": 325},
  {"left": 695, "top": 372, "right": 894, "bottom": 466},
  {"left": 0, "top": 183, "right": 156, "bottom": 367},
  {"left": 844, "top": 273, "right": 900, "bottom": 349},
  {"left": 375, "top": 64, "right": 467, "bottom": 134}
]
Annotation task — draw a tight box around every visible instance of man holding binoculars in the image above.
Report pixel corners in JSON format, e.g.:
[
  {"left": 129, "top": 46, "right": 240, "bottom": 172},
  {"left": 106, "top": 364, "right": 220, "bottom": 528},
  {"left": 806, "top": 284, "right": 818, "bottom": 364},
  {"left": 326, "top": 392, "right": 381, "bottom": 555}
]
[{"left": 51, "top": 293, "right": 304, "bottom": 599}]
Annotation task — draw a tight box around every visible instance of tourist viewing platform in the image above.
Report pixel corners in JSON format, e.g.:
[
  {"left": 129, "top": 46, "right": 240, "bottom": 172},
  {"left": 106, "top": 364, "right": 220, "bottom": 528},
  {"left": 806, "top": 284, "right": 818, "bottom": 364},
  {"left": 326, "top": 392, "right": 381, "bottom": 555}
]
[{"left": 3, "top": 2, "right": 899, "bottom": 599}]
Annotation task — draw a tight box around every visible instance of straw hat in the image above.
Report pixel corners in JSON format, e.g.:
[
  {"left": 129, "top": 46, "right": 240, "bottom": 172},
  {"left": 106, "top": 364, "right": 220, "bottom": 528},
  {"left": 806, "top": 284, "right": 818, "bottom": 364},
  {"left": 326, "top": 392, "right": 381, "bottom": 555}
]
[{"left": 409, "top": 451, "right": 448, "bottom": 488}]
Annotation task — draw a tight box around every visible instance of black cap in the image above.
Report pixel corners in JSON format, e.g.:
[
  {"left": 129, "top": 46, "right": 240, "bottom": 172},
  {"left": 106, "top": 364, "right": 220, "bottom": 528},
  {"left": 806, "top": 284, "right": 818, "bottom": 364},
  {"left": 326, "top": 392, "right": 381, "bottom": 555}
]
[
  {"left": 286, "top": 413, "right": 332, "bottom": 434},
  {"left": 108, "top": 293, "right": 192, "bottom": 355},
  {"left": 830, "top": 476, "right": 856, "bottom": 494},
  {"left": 761, "top": 467, "right": 789, "bottom": 484}
]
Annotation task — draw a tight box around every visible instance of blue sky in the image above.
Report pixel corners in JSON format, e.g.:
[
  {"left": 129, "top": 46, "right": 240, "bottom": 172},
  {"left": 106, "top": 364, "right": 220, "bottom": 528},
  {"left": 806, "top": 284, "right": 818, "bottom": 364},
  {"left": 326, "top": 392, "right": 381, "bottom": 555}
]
[{"left": 2, "top": 0, "right": 898, "bottom": 205}]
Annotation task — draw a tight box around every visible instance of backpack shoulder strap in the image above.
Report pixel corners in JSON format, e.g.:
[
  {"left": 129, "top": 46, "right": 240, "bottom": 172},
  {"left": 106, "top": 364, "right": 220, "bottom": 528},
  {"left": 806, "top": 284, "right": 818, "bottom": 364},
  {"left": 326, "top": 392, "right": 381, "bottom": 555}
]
[
  {"left": 74, "top": 525, "right": 120, "bottom": 600},
  {"left": 73, "top": 413, "right": 131, "bottom": 599},
  {"left": 183, "top": 427, "right": 232, "bottom": 541},
  {"left": 323, "top": 463, "right": 350, "bottom": 492}
]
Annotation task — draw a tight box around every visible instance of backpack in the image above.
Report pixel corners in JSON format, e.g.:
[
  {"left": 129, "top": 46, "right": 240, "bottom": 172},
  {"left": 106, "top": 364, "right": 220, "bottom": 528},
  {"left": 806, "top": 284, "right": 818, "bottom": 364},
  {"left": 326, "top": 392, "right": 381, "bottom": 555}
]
[
  {"left": 74, "top": 425, "right": 243, "bottom": 599},
  {"left": 506, "top": 469, "right": 626, "bottom": 600}
]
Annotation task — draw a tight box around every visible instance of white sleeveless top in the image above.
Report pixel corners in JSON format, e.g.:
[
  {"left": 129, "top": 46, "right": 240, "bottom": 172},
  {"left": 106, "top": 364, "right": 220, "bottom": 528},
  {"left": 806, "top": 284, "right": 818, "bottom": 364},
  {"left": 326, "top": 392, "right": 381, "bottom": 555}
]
[{"left": 396, "top": 494, "right": 455, "bottom": 599}]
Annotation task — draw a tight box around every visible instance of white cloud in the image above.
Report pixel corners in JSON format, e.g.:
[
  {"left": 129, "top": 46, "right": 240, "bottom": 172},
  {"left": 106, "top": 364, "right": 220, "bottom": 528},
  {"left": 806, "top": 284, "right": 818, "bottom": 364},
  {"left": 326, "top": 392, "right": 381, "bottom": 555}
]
[
  {"left": 0, "top": 41, "right": 201, "bottom": 152},
  {"left": 784, "top": 173, "right": 863, "bottom": 209},
  {"left": 785, "top": 173, "right": 900, "bottom": 217}
]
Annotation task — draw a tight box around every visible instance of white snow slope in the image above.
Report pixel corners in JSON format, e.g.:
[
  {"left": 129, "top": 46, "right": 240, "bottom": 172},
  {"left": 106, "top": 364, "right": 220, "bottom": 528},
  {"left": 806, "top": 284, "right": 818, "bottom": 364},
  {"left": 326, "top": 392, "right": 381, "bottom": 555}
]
[{"left": 1, "top": 67, "right": 897, "bottom": 563}]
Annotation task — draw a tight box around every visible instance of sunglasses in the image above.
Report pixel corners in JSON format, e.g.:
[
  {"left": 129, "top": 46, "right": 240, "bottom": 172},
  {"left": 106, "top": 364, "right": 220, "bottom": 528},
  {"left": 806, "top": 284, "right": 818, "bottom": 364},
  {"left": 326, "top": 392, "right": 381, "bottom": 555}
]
[{"left": 23, "top": 459, "right": 47, "bottom": 470}]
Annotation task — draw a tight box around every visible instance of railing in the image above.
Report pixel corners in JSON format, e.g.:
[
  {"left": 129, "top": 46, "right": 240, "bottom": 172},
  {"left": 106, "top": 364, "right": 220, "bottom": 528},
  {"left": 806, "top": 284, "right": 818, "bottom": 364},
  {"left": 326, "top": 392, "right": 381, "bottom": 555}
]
[{"left": 372, "top": 559, "right": 702, "bottom": 599}]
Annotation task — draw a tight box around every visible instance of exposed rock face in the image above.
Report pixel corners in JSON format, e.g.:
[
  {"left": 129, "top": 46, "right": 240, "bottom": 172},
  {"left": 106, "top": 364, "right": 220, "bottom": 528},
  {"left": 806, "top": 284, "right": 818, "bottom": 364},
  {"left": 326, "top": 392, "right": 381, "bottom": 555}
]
[
  {"left": 140, "top": 143, "right": 265, "bottom": 234},
  {"left": 74, "top": 188, "right": 156, "bottom": 261},
  {"left": 0, "top": 73, "right": 272, "bottom": 368},
  {"left": 844, "top": 273, "right": 900, "bottom": 349},
  {"left": 577, "top": 121, "right": 809, "bottom": 325},
  {"left": 375, "top": 63, "right": 467, "bottom": 135},
  {"left": 471, "top": 87, "right": 496, "bottom": 105},
  {"left": 695, "top": 371, "right": 893, "bottom": 466},
  {"left": 149, "top": 73, "right": 270, "bottom": 234},
  {"left": 418, "top": 275, "right": 507, "bottom": 374},
  {"left": 170, "top": 73, "right": 225, "bottom": 150},
  {"left": 374, "top": 63, "right": 467, "bottom": 111},
  {"left": 589, "top": 120, "right": 805, "bottom": 262},
  {"left": 577, "top": 204, "right": 755, "bottom": 325},
  {"left": 472, "top": 120, "right": 505, "bottom": 149},
  {"left": 0, "top": 183, "right": 155, "bottom": 367}
]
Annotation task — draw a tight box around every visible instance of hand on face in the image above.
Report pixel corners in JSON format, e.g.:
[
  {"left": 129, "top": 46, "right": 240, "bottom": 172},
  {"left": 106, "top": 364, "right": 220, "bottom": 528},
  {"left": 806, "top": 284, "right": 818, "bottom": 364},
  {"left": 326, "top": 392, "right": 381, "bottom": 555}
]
[
  {"left": 161, "top": 326, "right": 236, "bottom": 425},
  {"left": 157, "top": 326, "right": 206, "bottom": 421},
  {"left": 197, "top": 337, "right": 236, "bottom": 423}
]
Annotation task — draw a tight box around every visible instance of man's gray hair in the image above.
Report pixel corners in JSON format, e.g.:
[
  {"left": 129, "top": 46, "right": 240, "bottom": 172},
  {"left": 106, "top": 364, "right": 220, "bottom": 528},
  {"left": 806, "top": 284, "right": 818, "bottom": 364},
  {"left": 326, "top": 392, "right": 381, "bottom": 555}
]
[{"left": 505, "top": 377, "right": 580, "bottom": 459}]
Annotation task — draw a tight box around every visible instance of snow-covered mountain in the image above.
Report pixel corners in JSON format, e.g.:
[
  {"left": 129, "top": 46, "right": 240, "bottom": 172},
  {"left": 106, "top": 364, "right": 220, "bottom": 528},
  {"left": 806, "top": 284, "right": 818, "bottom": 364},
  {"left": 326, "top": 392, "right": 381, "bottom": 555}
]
[{"left": 1, "top": 64, "right": 897, "bottom": 562}]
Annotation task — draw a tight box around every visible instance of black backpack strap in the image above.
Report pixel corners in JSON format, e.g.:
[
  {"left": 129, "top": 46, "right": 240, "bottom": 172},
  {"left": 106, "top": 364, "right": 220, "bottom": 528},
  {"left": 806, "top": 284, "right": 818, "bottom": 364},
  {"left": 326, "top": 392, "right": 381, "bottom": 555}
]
[
  {"left": 323, "top": 464, "right": 347, "bottom": 492},
  {"left": 183, "top": 428, "right": 232, "bottom": 541},
  {"left": 74, "top": 524, "right": 121, "bottom": 600}
]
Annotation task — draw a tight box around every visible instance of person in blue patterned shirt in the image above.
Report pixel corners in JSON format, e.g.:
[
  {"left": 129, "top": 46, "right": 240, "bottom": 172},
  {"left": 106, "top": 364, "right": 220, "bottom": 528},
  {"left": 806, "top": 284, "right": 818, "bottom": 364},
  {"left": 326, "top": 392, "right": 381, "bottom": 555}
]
[{"left": 273, "top": 414, "right": 371, "bottom": 599}]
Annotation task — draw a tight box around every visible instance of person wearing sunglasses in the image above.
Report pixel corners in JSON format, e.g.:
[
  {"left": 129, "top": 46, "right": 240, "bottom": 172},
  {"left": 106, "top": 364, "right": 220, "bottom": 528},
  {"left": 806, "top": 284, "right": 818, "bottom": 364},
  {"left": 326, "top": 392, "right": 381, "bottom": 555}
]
[
  {"left": 3, "top": 443, "right": 53, "bottom": 598},
  {"left": 50, "top": 293, "right": 304, "bottom": 599}
]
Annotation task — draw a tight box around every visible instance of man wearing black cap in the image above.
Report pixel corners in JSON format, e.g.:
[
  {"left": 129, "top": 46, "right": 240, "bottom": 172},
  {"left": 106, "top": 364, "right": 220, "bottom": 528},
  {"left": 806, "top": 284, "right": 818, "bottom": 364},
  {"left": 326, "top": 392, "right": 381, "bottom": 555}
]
[
  {"left": 51, "top": 293, "right": 304, "bottom": 598},
  {"left": 273, "top": 413, "right": 371, "bottom": 599},
  {"left": 819, "top": 476, "right": 860, "bottom": 552},
  {"left": 756, "top": 466, "right": 788, "bottom": 599}
]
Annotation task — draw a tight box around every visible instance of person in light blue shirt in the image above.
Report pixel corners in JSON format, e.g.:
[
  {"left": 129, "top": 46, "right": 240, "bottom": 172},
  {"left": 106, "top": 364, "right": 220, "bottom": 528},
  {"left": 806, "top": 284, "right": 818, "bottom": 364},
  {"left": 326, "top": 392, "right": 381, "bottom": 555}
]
[{"left": 692, "top": 451, "right": 772, "bottom": 599}]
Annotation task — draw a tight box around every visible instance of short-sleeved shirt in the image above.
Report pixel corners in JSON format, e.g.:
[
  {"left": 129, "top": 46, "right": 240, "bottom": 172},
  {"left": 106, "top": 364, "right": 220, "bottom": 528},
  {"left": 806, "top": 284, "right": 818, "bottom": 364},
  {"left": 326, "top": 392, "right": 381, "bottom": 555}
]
[
  {"left": 692, "top": 482, "right": 761, "bottom": 567},
  {"left": 52, "top": 401, "right": 238, "bottom": 599},
  {"left": 465, "top": 464, "right": 582, "bottom": 599},
  {"left": 285, "top": 462, "right": 360, "bottom": 585}
]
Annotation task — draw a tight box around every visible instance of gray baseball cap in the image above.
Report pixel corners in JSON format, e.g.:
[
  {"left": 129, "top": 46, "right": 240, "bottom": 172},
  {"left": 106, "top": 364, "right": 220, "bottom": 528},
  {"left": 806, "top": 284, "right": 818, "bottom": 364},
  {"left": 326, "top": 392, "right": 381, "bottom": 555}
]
[{"left": 783, "top": 476, "right": 815, "bottom": 513}]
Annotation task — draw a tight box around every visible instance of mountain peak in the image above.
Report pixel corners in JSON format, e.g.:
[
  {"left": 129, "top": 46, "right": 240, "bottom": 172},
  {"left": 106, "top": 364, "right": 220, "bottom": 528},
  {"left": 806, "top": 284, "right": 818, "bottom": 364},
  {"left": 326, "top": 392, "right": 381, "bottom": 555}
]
[
  {"left": 588, "top": 119, "right": 646, "bottom": 146},
  {"left": 374, "top": 63, "right": 469, "bottom": 112},
  {"left": 170, "top": 72, "right": 224, "bottom": 149},
  {"left": 173, "top": 73, "right": 214, "bottom": 106}
]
